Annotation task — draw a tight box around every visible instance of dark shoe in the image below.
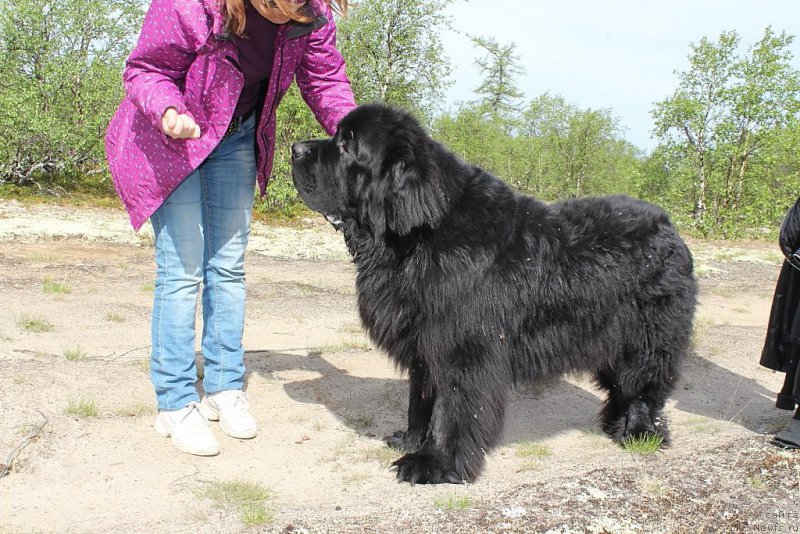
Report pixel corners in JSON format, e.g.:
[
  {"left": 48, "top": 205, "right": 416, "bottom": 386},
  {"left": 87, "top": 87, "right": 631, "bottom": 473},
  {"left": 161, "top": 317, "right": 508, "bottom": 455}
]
[{"left": 771, "top": 418, "right": 800, "bottom": 450}]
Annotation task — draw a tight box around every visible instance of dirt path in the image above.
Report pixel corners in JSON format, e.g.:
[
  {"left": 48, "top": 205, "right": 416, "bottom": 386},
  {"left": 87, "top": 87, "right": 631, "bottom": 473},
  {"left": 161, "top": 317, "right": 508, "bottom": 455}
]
[{"left": 0, "top": 200, "right": 798, "bottom": 533}]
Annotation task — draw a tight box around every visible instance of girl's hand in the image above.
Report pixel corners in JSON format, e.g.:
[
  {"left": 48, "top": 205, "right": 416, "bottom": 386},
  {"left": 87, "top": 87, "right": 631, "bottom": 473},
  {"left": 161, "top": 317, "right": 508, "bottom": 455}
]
[{"left": 161, "top": 107, "right": 201, "bottom": 139}]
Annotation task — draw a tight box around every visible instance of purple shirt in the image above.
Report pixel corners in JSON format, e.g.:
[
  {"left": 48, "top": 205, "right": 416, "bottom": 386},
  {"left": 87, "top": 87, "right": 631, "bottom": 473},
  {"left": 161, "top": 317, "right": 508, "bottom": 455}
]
[
  {"left": 232, "top": 5, "right": 278, "bottom": 118},
  {"left": 105, "top": 0, "right": 356, "bottom": 230}
]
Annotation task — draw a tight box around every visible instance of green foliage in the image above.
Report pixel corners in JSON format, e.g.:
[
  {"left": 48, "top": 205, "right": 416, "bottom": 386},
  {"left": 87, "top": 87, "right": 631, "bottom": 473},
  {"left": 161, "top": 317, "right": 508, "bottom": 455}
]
[
  {"left": 470, "top": 35, "right": 526, "bottom": 121},
  {"left": 16, "top": 314, "right": 54, "bottom": 332},
  {"left": 63, "top": 344, "right": 88, "bottom": 361},
  {"left": 201, "top": 479, "right": 275, "bottom": 526},
  {"left": 622, "top": 434, "right": 664, "bottom": 455},
  {"left": 0, "top": 1, "right": 795, "bottom": 241},
  {"left": 434, "top": 95, "right": 640, "bottom": 202},
  {"left": 263, "top": 0, "right": 455, "bottom": 214},
  {"left": 433, "top": 494, "right": 472, "bottom": 511},
  {"left": 336, "top": 0, "right": 453, "bottom": 120},
  {"left": 260, "top": 84, "right": 326, "bottom": 216},
  {"left": 520, "top": 94, "right": 640, "bottom": 198},
  {"left": 515, "top": 441, "right": 552, "bottom": 458},
  {"left": 651, "top": 27, "right": 800, "bottom": 237},
  {"left": 42, "top": 276, "right": 71, "bottom": 295},
  {"left": 0, "top": 0, "right": 143, "bottom": 190},
  {"left": 66, "top": 398, "right": 99, "bottom": 418}
]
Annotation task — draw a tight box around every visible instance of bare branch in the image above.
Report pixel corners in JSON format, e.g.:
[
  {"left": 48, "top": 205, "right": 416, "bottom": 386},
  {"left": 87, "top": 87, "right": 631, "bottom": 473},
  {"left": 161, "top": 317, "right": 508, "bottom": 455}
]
[{"left": 0, "top": 411, "right": 49, "bottom": 480}]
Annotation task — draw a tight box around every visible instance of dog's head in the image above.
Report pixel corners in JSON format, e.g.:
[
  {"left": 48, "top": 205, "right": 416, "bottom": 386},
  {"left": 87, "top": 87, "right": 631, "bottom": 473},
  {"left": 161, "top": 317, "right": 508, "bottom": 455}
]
[{"left": 291, "top": 104, "right": 449, "bottom": 238}]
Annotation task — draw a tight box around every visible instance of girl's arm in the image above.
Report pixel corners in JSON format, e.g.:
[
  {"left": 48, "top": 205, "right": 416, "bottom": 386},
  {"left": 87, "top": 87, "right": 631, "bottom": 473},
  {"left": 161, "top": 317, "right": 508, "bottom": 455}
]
[
  {"left": 123, "top": 0, "right": 213, "bottom": 131},
  {"left": 294, "top": 12, "right": 357, "bottom": 135}
]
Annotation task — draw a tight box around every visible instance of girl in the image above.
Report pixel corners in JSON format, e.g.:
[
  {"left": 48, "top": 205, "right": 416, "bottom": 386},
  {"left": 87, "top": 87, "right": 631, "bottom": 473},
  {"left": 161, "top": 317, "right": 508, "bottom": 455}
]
[{"left": 105, "top": 0, "right": 355, "bottom": 456}]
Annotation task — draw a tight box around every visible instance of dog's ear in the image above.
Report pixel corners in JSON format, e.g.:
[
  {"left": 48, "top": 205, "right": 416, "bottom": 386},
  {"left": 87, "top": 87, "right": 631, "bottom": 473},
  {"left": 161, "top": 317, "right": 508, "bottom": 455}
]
[
  {"left": 336, "top": 127, "right": 355, "bottom": 156},
  {"left": 364, "top": 179, "right": 388, "bottom": 239},
  {"left": 385, "top": 160, "right": 448, "bottom": 236}
]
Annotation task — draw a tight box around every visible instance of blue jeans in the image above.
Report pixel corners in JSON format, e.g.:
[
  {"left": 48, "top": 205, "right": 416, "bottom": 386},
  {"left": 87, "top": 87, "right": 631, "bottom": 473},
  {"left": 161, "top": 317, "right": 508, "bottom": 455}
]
[{"left": 149, "top": 113, "right": 257, "bottom": 411}]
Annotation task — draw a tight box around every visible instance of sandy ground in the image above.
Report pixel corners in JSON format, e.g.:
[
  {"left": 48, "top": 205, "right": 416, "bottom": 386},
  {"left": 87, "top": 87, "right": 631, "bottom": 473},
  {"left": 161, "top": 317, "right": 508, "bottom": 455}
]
[{"left": 0, "top": 199, "right": 798, "bottom": 533}]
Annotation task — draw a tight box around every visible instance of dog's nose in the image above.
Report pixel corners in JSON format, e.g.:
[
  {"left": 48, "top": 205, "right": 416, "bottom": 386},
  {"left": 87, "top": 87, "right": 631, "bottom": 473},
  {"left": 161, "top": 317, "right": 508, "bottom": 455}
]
[{"left": 291, "top": 142, "right": 310, "bottom": 161}]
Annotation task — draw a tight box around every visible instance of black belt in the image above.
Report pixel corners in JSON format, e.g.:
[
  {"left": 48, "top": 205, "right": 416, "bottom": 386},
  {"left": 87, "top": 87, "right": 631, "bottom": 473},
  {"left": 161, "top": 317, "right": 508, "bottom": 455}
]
[{"left": 224, "top": 109, "right": 254, "bottom": 138}]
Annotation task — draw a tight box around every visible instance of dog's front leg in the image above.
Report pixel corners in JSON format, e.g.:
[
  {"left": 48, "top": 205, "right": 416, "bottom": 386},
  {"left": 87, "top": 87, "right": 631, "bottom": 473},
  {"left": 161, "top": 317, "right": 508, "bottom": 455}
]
[
  {"left": 385, "top": 358, "right": 434, "bottom": 452},
  {"left": 392, "top": 358, "right": 508, "bottom": 484}
]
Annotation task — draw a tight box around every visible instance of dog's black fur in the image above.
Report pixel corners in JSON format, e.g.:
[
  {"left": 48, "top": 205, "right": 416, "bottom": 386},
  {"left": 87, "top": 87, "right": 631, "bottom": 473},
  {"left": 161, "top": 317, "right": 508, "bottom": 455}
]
[{"left": 291, "top": 104, "right": 697, "bottom": 484}]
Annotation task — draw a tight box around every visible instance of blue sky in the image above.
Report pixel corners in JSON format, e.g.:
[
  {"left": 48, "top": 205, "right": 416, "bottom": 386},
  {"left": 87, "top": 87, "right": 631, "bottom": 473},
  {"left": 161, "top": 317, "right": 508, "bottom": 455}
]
[{"left": 439, "top": 0, "right": 800, "bottom": 152}]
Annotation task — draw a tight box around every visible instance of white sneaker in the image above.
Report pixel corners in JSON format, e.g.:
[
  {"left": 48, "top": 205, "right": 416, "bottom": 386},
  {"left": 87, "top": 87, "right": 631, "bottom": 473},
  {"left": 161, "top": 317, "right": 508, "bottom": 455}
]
[
  {"left": 154, "top": 402, "right": 220, "bottom": 456},
  {"left": 200, "top": 390, "right": 258, "bottom": 439}
]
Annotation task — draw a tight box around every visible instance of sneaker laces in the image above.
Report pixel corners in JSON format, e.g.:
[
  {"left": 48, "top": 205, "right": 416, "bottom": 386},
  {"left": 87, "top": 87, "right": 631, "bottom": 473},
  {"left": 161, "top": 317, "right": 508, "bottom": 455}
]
[
  {"left": 227, "top": 391, "right": 249, "bottom": 411},
  {"left": 178, "top": 402, "right": 204, "bottom": 424}
]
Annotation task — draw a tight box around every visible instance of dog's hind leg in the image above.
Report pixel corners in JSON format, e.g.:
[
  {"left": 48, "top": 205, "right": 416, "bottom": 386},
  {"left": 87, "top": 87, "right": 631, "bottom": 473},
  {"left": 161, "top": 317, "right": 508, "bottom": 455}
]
[
  {"left": 392, "top": 358, "right": 509, "bottom": 484},
  {"left": 385, "top": 359, "right": 435, "bottom": 452},
  {"left": 595, "top": 324, "right": 685, "bottom": 445}
]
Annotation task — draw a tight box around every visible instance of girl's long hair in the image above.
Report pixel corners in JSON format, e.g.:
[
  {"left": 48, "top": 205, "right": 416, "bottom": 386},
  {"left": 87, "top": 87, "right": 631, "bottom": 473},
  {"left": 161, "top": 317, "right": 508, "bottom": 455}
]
[{"left": 223, "top": 0, "right": 349, "bottom": 37}]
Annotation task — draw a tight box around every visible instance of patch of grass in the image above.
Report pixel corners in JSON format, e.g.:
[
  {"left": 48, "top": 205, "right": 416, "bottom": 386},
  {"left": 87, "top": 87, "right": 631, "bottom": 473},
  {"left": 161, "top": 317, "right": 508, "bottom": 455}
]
[
  {"left": 288, "top": 413, "right": 309, "bottom": 424},
  {"left": 252, "top": 200, "right": 316, "bottom": 227},
  {"left": 0, "top": 181, "right": 119, "bottom": 207},
  {"left": 747, "top": 475, "right": 766, "bottom": 490},
  {"left": 380, "top": 389, "right": 404, "bottom": 411},
  {"left": 515, "top": 441, "right": 552, "bottom": 458},
  {"left": 28, "top": 252, "right": 59, "bottom": 263},
  {"left": 712, "top": 250, "right": 736, "bottom": 262},
  {"left": 66, "top": 398, "right": 99, "bottom": 418},
  {"left": 433, "top": 494, "right": 471, "bottom": 511},
  {"left": 288, "top": 281, "right": 327, "bottom": 296},
  {"left": 690, "top": 315, "right": 714, "bottom": 349},
  {"left": 342, "top": 471, "right": 371, "bottom": 487},
  {"left": 201, "top": 479, "right": 274, "bottom": 526},
  {"left": 709, "top": 285, "right": 735, "bottom": 298},
  {"left": 240, "top": 503, "right": 274, "bottom": 526},
  {"left": 516, "top": 458, "right": 544, "bottom": 472},
  {"left": 694, "top": 263, "right": 722, "bottom": 277},
  {"left": 579, "top": 429, "right": 615, "bottom": 448},
  {"left": 63, "top": 344, "right": 88, "bottom": 361},
  {"left": 321, "top": 436, "right": 358, "bottom": 464},
  {"left": 114, "top": 403, "right": 155, "bottom": 417},
  {"left": 16, "top": 314, "right": 54, "bottom": 333},
  {"left": 137, "top": 231, "right": 155, "bottom": 247},
  {"left": 311, "top": 419, "right": 327, "bottom": 432},
  {"left": 42, "top": 276, "right": 71, "bottom": 295},
  {"left": 640, "top": 476, "right": 673, "bottom": 499},
  {"left": 622, "top": 434, "right": 663, "bottom": 455},
  {"left": 765, "top": 251, "right": 785, "bottom": 264},
  {"left": 343, "top": 411, "right": 374, "bottom": 430},
  {"left": 361, "top": 444, "right": 397, "bottom": 465},
  {"left": 131, "top": 359, "right": 150, "bottom": 373},
  {"left": 764, "top": 418, "right": 790, "bottom": 434},
  {"left": 319, "top": 336, "right": 371, "bottom": 354},
  {"left": 338, "top": 322, "right": 365, "bottom": 334},
  {"left": 105, "top": 311, "right": 127, "bottom": 323},
  {"left": 682, "top": 416, "right": 722, "bottom": 434},
  {"left": 140, "top": 282, "right": 155, "bottom": 292}
]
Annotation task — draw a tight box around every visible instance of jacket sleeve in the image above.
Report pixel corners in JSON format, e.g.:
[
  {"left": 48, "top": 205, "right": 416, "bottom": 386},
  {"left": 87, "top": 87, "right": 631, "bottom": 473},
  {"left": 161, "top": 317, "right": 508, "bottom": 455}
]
[
  {"left": 780, "top": 196, "right": 800, "bottom": 263},
  {"left": 294, "top": 12, "right": 357, "bottom": 135},
  {"left": 123, "top": 0, "right": 213, "bottom": 131}
]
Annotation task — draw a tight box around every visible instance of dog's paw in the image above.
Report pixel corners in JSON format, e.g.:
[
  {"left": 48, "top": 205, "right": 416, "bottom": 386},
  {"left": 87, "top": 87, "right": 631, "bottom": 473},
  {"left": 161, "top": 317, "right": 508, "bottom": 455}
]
[
  {"left": 391, "top": 452, "right": 464, "bottom": 484},
  {"left": 383, "top": 430, "right": 424, "bottom": 452}
]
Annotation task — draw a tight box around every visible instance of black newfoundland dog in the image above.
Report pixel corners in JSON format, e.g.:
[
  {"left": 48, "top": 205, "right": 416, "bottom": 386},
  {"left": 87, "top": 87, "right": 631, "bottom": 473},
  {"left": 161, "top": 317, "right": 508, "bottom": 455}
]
[{"left": 291, "top": 104, "right": 697, "bottom": 484}]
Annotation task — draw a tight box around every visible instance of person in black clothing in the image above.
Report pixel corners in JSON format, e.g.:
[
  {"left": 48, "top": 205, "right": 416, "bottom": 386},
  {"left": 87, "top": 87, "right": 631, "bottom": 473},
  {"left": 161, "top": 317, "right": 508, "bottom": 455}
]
[{"left": 761, "top": 196, "right": 800, "bottom": 449}]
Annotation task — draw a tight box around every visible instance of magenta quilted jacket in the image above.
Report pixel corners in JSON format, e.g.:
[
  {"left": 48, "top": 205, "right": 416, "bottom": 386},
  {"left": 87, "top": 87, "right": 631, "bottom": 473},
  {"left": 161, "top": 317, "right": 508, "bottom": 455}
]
[{"left": 105, "top": 0, "right": 356, "bottom": 230}]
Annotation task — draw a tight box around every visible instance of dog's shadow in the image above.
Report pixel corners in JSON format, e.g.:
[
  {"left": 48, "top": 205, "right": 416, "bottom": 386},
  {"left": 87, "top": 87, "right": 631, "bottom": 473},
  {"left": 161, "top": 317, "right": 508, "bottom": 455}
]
[{"left": 244, "top": 349, "right": 784, "bottom": 447}]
